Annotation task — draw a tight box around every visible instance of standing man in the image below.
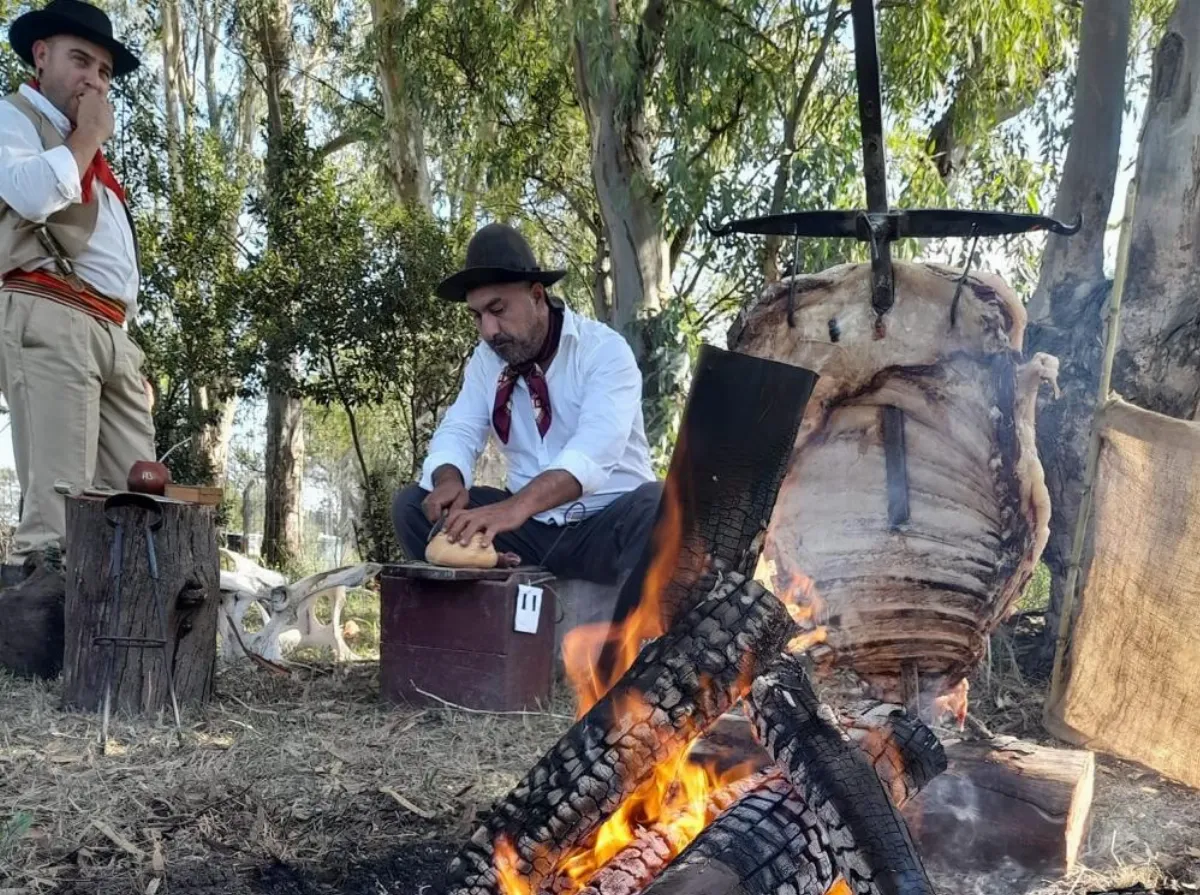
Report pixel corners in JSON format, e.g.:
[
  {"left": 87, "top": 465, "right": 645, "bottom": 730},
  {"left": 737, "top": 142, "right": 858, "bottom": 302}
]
[
  {"left": 0, "top": 0, "right": 155, "bottom": 568},
  {"left": 392, "top": 223, "right": 663, "bottom": 586}
]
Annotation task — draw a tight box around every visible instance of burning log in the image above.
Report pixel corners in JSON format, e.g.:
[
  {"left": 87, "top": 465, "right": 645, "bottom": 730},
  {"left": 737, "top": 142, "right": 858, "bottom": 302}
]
[
  {"left": 600, "top": 346, "right": 818, "bottom": 682},
  {"left": 566, "top": 770, "right": 783, "bottom": 895},
  {"left": 840, "top": 705, "right": 947, "bottom": 809},
  {"left": 748, "top": 654, "right": 935, "bottom": 895},
  {"left": 903, "top": 737, "right": 1095, "bottom": 875},
  {"left": 636, "top": 775, "right": 839, "bottom": 895},
  {"left": 444, "top": 571, "right": 795, "bottom": 895}
]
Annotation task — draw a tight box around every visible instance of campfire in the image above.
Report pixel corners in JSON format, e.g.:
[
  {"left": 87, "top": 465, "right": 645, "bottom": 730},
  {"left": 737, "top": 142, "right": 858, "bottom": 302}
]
[{"left": 440, "top": 352, "right": 944, "bottom": 895}]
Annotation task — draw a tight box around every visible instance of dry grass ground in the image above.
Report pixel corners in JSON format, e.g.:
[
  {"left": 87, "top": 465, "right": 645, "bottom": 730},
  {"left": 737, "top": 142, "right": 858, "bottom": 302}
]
[{"left": 0, "top": 588, "right": 1196, "bottom": 894}]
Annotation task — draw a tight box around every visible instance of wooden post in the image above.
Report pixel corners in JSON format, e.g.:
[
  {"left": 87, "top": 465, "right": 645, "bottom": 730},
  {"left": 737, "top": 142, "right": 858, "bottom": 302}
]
[
  {"left": 62, "top": 495, "right": 219, "bottom": 715},
  {"left": 1048, "top": 177, "right": 1138, "bottom": 714}
]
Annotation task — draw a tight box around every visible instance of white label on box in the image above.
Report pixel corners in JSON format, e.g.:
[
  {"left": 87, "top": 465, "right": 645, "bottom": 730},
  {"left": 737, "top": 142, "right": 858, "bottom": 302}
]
[{"left": 514, "top": 584, "right": 543, "bottom": 634}]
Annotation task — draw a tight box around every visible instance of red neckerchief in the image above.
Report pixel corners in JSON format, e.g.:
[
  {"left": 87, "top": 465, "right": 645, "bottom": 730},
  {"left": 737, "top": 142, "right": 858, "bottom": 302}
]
[
  {"left": 492, "top": 305, "right": 564, "bottom": 444},
  {"left": 28, "top": 78, "right": 126, "bottom": 205}
]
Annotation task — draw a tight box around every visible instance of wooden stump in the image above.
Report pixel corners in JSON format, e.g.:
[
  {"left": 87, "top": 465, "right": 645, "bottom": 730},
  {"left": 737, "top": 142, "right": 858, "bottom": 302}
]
[
  {"left": 903, "top": 737, "right": 1095, "bottom": 874},
  {"left": 62, "top": 495, "right": 219, "bottom": 715}
]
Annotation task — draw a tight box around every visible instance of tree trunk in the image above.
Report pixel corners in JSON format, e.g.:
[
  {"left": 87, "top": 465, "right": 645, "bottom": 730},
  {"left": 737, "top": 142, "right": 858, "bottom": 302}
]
[
  {"left": 370, "top": 0, "right": 432, "bottom": 209},
  {"left": 189, "top": 385, "right": 237, "bottom": 484},
  {"left": 571, "top": 10, "right": 671, "bottom": 357},
  {"left": 263, "top": 385, "right": 304, "bottom": 569},
  {"left": 904, "top": 738, "right": 1095, "bottom": 875},
  {"left": 1025, "top": 0, "right": 1131, "bottom": 664},
  {"left": 200, "top": 0, "right": 223, "bottom": 133},
  {"left": 160, "top": 0, "right": 185, "bottom": 180},
  {"left": 61, "top": 495, "right": 219, "bottom": 715},
  {"left": 241, "top": 481, "right": 254, "bottom": 548},
  {"left": 1112, "top": 2, "right": 1200, "bottom": 418}
]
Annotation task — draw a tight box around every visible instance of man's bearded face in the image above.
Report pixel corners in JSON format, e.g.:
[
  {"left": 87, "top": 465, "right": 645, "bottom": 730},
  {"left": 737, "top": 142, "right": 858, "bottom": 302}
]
[
  {"left": 32, "top": 35, "right": 114, "bottom": 124},
  {"left": 466, "top": 281, "right": 550, "bottom": 365}
]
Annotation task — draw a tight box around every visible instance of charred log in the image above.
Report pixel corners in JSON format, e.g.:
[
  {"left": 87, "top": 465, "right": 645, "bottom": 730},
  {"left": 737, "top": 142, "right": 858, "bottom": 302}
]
[
  {"left": 840, "top": 705, "right": 947, "bottom": 809},
  {"left": 568, "top": 770, "right": 783, "bottom": 895},
  {"left": 444, "top": 572, "right": 796, "bottom": 895},
  {"left": 748, "top": 654, "right": 935, "bottom": 895},
  {"left": 602, "top": 346, "right": 817, "bottom": 680},
  {"left": 637, "top": 775, "right": 839, "bottom": 895}
]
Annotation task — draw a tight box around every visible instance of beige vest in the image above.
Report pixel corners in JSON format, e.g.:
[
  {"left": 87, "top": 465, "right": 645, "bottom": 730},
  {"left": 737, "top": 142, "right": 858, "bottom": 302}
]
[{"left": 0, "top": 92, "right": 140, "bottom": 280}]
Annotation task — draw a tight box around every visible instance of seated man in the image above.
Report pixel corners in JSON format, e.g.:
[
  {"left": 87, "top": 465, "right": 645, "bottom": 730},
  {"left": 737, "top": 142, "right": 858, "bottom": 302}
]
[{"left": 393, "top": 223, "right": 662, "bottom": 585}]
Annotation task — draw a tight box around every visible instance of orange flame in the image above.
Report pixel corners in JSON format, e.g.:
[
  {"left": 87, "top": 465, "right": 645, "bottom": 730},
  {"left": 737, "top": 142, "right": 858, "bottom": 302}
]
[
  {"left": 770, "top": 565, "right": 829, "bottom": 655},
  {"left": 494, "top": 835, "right": 530, "bottom": 895},
  {"left": 553, "top": 724, "right": 757, "bottom": 893},
  {"left": 562, "top": 469, "right": 687, "bottom": 718},
  {"left": 827, "top": 878, "right": 854, "bottom": 895}
]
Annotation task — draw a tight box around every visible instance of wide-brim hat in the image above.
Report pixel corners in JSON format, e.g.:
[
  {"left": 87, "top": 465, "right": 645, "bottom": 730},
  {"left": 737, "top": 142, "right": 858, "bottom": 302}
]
[
  {"left": 436, "top": 222, "right": 566, "bottom": 302},
  {"left": 9, "top": 0, "right": 140, "bottom": 78}
]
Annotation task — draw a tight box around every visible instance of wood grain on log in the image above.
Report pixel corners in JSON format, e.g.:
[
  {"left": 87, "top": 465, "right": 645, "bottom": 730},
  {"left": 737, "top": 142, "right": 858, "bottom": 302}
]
[
  {"left": 903, "top": 737, "right": 1095, "bottom": 874},
  {"left": 444, "top": 572, "right": 795, "bottom": 895},
  {"left": 62, "top": 496, "right": 219, "bottom": 714},
  {"left": 749, "top": 654, "right": 934, "bottom": 895},
  {"left": 637, "top": 775, "right": 838, "bottom": 895},
  {"left": 841, "top": 706, "right": 947, "bottom": 810}
]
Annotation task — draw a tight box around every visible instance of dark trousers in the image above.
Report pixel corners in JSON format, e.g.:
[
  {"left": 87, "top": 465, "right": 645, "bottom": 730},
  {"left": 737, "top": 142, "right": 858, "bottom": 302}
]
[{"left": 392, "top": 481, "right": 663, "bottom": 586}]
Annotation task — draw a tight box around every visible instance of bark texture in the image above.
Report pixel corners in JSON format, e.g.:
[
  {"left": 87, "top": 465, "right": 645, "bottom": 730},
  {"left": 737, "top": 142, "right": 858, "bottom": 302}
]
[
  {"left": 1112, "top": 2, "right": 1200, "bottom": 420},
  {"left": 443, "top": 572, "right": 795, "bottom": 895},
  {"left": 369, "top": 0, "right": 432, "bottom": 208},
  {"left": 61, "top": 497, "right": 219, "bottom": 714},
  {"left": 1026, "top": 0, "right": 1132, "bottom": 663},
  {"left": 748, "top": 654, "right": 934, "bottom": 895},
  {"left": 571, "top": 6, "right": 671, "bottom": 350}
]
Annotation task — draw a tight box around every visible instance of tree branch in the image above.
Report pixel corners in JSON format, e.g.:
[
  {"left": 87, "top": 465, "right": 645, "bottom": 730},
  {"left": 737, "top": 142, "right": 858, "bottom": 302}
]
[
  {"left": 316, "top": 130, "right": 367, "bottom": 159},
  {"left": 762, "top": 0, "right": 845, "bottom": 282}
]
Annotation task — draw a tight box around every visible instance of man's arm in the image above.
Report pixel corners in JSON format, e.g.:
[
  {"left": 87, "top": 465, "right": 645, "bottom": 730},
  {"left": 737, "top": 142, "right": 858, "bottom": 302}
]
[
  {"left": 418, "top": 348, "right": 493, "bottom": 492},
  {"left": 0, "top": 102, "right": 83, "bottom": 222},
  {"left": 442, "top": 335, "right": 642, "bottom": 546}
]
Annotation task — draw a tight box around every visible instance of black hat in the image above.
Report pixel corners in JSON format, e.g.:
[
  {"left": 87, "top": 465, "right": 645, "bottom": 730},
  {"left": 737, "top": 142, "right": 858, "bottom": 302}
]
[
  {"left": 9, "top": 0, "right": 140, "bottom": 78},
  {"left": 436, "top": 223, "right": 567, "bottom": 302}
]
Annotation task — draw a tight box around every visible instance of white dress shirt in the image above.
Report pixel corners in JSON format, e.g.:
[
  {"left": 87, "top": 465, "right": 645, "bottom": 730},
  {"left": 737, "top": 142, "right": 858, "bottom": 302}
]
[
  {"left": 0, "top": 84, "right": 139, "bottom": 318},
  {"left": 420, "top": 306, "right": 657, "bottom": 524}
]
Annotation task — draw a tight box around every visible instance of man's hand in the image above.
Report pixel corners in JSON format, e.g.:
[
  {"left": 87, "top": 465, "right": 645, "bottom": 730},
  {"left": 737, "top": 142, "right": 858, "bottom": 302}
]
[
  {"left": 67, "top": 89, "right": 114, "bottom": 176},
  {"left": 443, "top": 499, "right": 529, "bottom": 548},
  {"left": 422, "top": 465, "right": 469, "bottom": 523},
  {"left": 76, "top": 89, "right": 115, "bottom": 144}
]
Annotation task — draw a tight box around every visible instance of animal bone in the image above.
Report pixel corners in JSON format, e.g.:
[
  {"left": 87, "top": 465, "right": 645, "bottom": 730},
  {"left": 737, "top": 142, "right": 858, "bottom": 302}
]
[{"left": 217, "top": 552, "right": 380, "bottom": 664}]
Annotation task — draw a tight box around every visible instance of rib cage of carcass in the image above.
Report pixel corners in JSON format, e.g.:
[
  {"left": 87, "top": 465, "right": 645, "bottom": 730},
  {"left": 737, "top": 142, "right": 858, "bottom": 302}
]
[{"left": 731, "top": 261, "right": 1059, "bottom": 702}]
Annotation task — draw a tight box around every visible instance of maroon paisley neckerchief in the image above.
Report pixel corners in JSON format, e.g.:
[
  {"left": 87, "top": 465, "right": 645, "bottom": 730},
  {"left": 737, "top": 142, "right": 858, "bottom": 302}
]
[{"left": 492, "top": 306, "right": 564, "bottom": 444}]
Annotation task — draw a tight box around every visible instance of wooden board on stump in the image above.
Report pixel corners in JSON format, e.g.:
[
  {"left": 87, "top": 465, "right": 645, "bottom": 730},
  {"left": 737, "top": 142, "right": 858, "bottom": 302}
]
[
  {"left": 62, "top": 494, "right": 220, "bottom": 715},
  {"left": 904, "top": 737, "right": 1095, "bottom": 874}
]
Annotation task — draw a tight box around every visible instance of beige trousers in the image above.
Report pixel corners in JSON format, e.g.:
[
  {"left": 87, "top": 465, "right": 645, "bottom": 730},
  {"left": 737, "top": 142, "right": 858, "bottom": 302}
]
[{"left": 0, "top": 289, "right": 156, "bottom": 558}]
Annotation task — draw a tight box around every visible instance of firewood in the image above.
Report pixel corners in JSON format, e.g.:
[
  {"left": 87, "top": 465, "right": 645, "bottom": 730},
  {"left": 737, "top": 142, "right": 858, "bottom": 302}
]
[
  {"left": 562, "top": 770, "right": 785, "bottom": 895},
  {"left": 840, "top": 705, "right": 947, "bottom": 809},
  {"left": 748, "top": 654, "right": 935, "bottom": 895},
  {"left": 444, "top": 571, "right": 796, "bottom": 895},
  {"left": 903, "top": 737, "right": 1095, "bottom": 875},
  {"left": 636, "top": 775, "right": 839, "bottom": 895}
]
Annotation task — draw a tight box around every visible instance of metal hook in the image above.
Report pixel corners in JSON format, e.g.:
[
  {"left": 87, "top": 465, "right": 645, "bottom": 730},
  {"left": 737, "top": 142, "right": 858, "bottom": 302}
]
[{"left": 949, "top": 224, "right": 981, "bottom": 331}]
